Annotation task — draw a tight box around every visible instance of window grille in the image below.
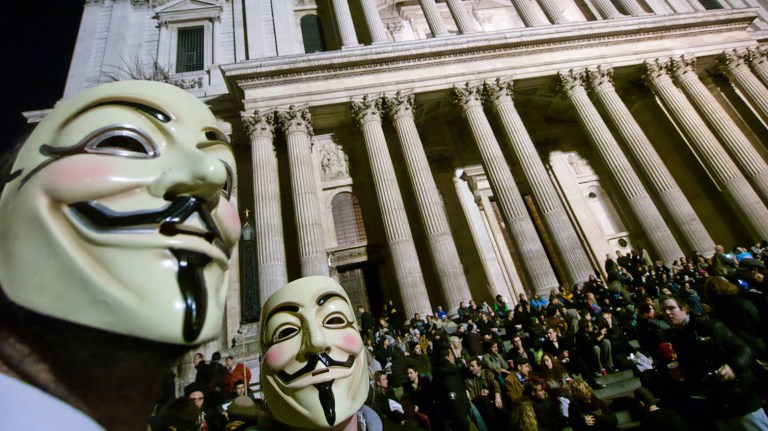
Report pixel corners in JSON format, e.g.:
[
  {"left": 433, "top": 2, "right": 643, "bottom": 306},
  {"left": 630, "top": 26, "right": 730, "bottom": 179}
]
[
  {"left": 176, "top": 26, "right": 204, "bottom": 73},
  {"left": 332, "top": 192, "right": 367, "bottom": 246},
  {"left": 301, "top": 15, "right": 326, "bottom": 53}
]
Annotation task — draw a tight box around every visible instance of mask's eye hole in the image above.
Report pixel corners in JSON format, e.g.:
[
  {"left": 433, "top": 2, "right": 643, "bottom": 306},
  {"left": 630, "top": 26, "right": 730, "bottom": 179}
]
[
  {"left": 324, "top": 313, "right": 350, "bottom": 329},
  {"left": 220, "top": 162, "right": 233, "bottom": 200},
  {"left": 272, "top": 324, "right": 300, "bottom": 343},
  {"left": 85, "top": 127, "right": 158, "bottom": 158}
]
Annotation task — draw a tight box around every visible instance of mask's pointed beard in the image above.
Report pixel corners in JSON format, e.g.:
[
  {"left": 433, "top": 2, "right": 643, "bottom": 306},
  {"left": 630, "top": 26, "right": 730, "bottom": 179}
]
[
  {"left": 315, "top": 381, "right": 336, "bottom": 427},
  {"left": 172, "top": 249, "right": 212, "bottom": 342}
]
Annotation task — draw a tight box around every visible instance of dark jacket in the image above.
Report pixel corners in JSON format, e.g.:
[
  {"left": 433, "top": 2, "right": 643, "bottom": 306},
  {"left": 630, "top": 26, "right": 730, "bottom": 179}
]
[{"left": 667, "top": 317, "right": 762, "bottom": 419}]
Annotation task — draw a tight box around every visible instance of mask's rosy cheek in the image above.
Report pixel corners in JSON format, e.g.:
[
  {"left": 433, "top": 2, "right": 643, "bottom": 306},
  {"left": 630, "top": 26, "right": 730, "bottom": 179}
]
[
  {"left": 340, "top": 332, "right": 363, "bottom": 353},
  {"left": 41, "top": 159, "right": 118, "bottom": 199},
  {"left": 263, "top": 345, "right": 289, "bottom": 370}
]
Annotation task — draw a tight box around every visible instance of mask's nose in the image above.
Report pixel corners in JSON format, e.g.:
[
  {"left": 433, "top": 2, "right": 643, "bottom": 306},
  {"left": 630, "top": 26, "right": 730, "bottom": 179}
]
[{"left": 150, "top": 144, "right": 227, "bottom": 203}]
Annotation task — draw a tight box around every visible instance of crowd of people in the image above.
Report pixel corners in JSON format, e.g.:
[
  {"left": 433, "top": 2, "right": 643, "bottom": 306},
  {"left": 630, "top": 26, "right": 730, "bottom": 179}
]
[
  {"left": 360, "top": 243, "right": 768, "bottom": 431},
  {"left": 150, "top": 352, "right": 261, "bottom": 431}
]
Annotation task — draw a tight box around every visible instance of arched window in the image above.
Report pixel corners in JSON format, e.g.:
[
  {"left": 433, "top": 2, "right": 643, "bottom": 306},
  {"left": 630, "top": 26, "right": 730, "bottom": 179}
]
[
  {"left": 332, "top": 192, "right": 367, "bottom": 246},
  {"left": 300, "top": 15, "right": 326, "bottom": 53}
]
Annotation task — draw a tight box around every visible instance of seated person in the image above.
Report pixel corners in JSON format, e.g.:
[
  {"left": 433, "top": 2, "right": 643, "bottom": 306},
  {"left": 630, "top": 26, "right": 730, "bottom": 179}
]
[
  {"left": 568, "top": 379, "right": 618, "bottom": 431},
  {"left": 465, "top": 358, "right": 505, "bottom": 428},
  {"left": 527, "top": 377, "right": 565, "bottom": 431},
  {"left": 482, "top": 341, "right": 511, "bottom": 382}
]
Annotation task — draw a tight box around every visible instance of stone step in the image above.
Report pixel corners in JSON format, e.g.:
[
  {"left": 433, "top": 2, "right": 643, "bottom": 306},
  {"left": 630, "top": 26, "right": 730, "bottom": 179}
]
[
  {"left": 594, "top": 376, "right": 641, "bottom": 400},
  {"left": 595, "top": 369, "right": 635, "bottom": 385}
]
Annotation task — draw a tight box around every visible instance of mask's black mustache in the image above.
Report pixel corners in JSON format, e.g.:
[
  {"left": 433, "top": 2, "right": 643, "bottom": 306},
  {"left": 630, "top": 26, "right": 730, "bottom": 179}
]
[
  {"left": 276, "top": 353, "right": 356, "bottom": 384},
  {"left": 173, "top": 249, "right": 211, "bottom": 342},
  {"left": 69, "top": 196, "right": 229, "bottom": 258}
]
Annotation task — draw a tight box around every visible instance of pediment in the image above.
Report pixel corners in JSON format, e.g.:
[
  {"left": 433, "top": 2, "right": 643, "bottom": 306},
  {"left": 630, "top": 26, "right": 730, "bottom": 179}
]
[
  {"left": 155, "top": 0, "right": 222, "bottom": 21},
  {"left": 156, "top": 0, "right": 221, "bottom": 14}
]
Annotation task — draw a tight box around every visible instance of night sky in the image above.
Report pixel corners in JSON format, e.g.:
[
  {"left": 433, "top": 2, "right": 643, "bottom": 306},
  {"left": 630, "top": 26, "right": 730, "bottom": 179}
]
[{"left": 3, "top": 2, "right": 83, "bottom": 154}]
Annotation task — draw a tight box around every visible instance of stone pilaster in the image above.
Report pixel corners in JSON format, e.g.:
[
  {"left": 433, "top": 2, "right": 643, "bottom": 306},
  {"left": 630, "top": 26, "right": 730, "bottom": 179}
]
[
  {"left": 384, "top": 92, "right": 471, "bottom": 314},
  {"left": 360, "top": 0, "right": 390, "bottom": 44},
  {"left": 453, "top": 83, "right": 559, "bottom": 295},
  {"left": 485, "top": 79, "right": 594, "bottom": 283},
  {"left": 748, "top": 45, "right": 768, "bottom": 85},
  {"left": 511, "top": 0, "right": 547, "bottom": 26},
  {"left": 671, "top": 55, "right": 768, "bottom": 205},
  {"left": 721, "top": 49, "right": 768, "bottom": 124},
  {"left": 418, "top": 0, "right": 449, "bottom": 37},
  {"left": 330, "top": 0, "right": 360, "bottom": 48},
  {"left": 445, "top": 0, "right": 479, "bottom": 34},
  {"left": 241, "top": 111, "right": 287, "bottom": 303},
  {"left": 644, "top": 58, "right": 768, "bottom": 239},
  {"left": 586, "top": 66, "right": 714, "bottom": 256},
  {"left": 559, "top": 69, "right": 683, "bottom": 264},
  {"left": 277, "top": 106, "right": 329, "bottom": 277},
  {"left": 538, "top": 0, "right": 568, "bottom": 24},
  {"left": 350, "top": 96, "right": 432, "bottom": 317},
  {"left": 593, "top": 0, "right": 623, "bottom": 19}
]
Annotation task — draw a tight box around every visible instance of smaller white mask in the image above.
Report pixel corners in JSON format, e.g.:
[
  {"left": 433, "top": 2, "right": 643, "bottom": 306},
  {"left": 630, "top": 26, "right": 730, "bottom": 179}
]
[{"left": 260, "top": 276, "right": 368, "bottom": 429}]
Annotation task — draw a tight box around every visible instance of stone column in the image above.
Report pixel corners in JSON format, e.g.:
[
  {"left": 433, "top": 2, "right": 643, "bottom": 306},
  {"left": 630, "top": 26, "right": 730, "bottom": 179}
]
[
  {"left": 586, "top": 66, "right": 715, "bottom": 255},
  {"left": 593, "top": 0, "right": 623, "bottom": 19},
  {"left": 418, "top": 0, "right": 449, "bottom": 37},
  {"left": 277, "top": 107, "right": 329, "bottom": 277},
  {"left": 748, "top": 45, "right": 768, "bottom": 85},
  {"left": 511, "top": 0, "right": 547, "bottom": 27},
  {"left": 485, "top": 79, "right": 594, "bottom": 284},
  {"left": 384, "top": 93, "right": 472, "bottom": 314},
  {"left": 614, "top": 0, "right": 648, "bottom": 16},
  {"left": 721, "top": 49, "right": 768, "bottom": 124},
  {"left": 330, "top": 0, "right": 360, "bottom": 48},
  {"left": 644, "top": 58, "right": 768, "bottom": 239},
  {"left": 453, "top": 83, "right": 559, "bottom": 295},
  {"left": 538, "top": 0, "right": 568, "bottom": 24},
  {"left": 670, "top": 55, "right": 768, "bottom": 205},
  {"left": 559, "top": 70, "right": 683, "bottom": 264},
  {"left": 350, "top": 96, "right": 432, "bottom": 316},
  {"left": 445, "top": 0, "right": 479, "bottom": 34},
  {"left": 242, "top": 111, "right": 288, "bottom": 303},
  {"left": 359, "top": 0, "right": 390, "bottom": 44}
]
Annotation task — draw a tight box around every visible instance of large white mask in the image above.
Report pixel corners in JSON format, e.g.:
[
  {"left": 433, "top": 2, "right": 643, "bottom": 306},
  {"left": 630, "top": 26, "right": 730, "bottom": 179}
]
[
  {"left": 0, "top": 81, "right": 240, "bottom": 345},
  {"left": 260, "top": 276, "right": 368, "bottom": 429}
]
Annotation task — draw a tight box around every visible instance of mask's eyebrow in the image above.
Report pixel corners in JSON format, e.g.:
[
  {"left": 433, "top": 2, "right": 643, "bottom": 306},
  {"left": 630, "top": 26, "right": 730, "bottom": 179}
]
[
  {"left": 264, "top": 304, "right": 299, "bottom": 325},
  {"left": 318, "top": 293, "right": 347, "bottom": 307},
  {"left": 81, "top": 101, "right": 172, "bottom": 123}
]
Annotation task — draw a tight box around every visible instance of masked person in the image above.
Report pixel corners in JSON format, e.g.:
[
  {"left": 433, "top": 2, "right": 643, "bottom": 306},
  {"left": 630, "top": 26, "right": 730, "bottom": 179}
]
[
  {"left": 259, "top": 276, "right": 382, "bottom": 430},
  {"left": 0, "top": 81, "right": 241, "bottom": 430}
]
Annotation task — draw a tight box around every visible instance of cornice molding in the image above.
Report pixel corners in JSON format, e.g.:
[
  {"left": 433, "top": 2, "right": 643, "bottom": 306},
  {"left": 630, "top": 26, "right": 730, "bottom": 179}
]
[{"left": 223, "top": 9, "right": 758, "bottom": 93}]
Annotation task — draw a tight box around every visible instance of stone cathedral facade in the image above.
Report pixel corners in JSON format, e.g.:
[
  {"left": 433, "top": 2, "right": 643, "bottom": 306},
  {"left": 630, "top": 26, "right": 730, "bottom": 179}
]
[{"left": 56, "top": 0, "right": 768, "bottom": 365}]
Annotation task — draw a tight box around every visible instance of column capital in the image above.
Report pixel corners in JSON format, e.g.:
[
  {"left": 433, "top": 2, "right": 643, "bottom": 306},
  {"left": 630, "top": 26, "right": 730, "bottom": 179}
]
[
  {"left": 558, "top": 69, "right": 587, "bottom": 97},
  {"left": 484, "top": 78, "right": 515, "bottom": 107},
  {"left": 452, "top": 82, "right": 484, "bottom": 110},
  {"left": 643, "top": 58, "right": 673, "bottom": 86},
  {"left": 747, "top": 45, "right": 768, "bottom": 70},
  {"left": 383, "top": 91, "right": 416, "bottom": 121},
  {"left": 277, "top": 105, "right": 314, "bottom": 137},
  {"left": 585, "top": 65, "right": 615, "bottom": 93},
  {"left": 242, "top": 110, "right": 275, "bottom": 140},
  {"left": 669, "top": 55, "right": 699, "bottom": 85},
  {"left": 720, "top": 48, "right": 751, "bottom": 76},
  {"left": 350, "top": 95, "right": 384, "bottom": 126}
]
